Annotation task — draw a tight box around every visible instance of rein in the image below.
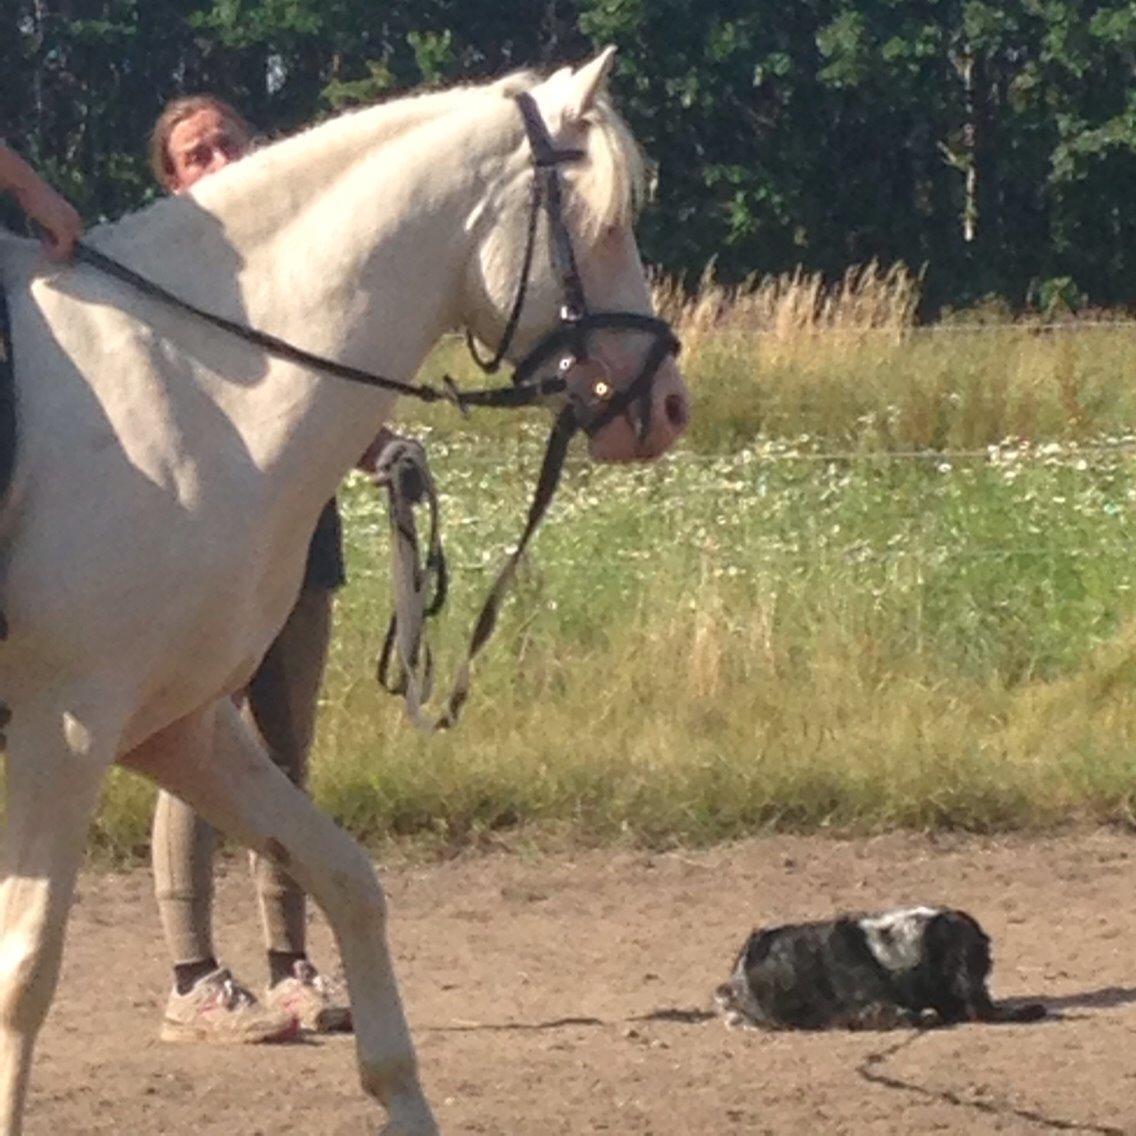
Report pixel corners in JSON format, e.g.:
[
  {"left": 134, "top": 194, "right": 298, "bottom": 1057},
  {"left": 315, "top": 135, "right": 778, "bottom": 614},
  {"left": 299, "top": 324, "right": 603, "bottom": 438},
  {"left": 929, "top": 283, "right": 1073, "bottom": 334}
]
[
  {"left": 69, "top": 90, "right": 680, "bottom": 730},
  {"left": 71, "top": 242, "right": 554, "bottom": 414}
]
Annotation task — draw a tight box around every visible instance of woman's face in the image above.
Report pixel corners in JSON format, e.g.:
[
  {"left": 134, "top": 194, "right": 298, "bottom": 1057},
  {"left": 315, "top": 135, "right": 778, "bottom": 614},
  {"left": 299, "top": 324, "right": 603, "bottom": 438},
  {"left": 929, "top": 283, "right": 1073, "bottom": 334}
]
[{"left": 166, "top": 107, "right": 250, "bottom": 193}]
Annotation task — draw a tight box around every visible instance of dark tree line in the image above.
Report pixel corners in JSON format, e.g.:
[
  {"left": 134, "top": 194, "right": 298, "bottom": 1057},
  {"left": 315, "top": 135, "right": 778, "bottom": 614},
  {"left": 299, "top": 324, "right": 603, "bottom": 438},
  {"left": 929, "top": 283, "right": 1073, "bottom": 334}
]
[{"left": 4, "top": 1, "right": 1136, "bottom": 311}]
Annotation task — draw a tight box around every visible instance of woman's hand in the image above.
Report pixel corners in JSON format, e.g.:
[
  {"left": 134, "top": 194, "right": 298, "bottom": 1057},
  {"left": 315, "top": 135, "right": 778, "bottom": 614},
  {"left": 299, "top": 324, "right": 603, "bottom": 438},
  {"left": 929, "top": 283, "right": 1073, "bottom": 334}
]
[{"left": 15, "top": 180, "right": 83, "bottom": 260}]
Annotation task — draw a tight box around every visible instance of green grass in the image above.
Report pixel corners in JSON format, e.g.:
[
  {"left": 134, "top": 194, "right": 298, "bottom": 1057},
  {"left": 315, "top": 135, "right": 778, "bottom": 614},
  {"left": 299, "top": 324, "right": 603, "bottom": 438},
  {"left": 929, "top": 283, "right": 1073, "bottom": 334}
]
[{"left": 91, "top": 305, "right": 1136, "bottom": 857}]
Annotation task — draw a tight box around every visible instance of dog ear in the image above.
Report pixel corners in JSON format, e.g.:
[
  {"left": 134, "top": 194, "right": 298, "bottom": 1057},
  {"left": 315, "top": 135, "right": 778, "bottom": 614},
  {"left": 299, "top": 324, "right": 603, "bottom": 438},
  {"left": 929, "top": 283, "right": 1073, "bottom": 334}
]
[{"left": 741, "top": 928, "right": 776, "bottom": 969}]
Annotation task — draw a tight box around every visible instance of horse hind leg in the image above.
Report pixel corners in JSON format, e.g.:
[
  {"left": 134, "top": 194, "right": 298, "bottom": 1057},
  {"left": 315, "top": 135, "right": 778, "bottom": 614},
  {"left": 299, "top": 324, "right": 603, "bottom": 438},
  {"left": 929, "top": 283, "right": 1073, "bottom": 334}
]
[
  {"left": 0, "top": 699, "right": 117, "bottom": 1135},
  {"left": 124, "top": 699, "right": 438, "bottom": 1136}
]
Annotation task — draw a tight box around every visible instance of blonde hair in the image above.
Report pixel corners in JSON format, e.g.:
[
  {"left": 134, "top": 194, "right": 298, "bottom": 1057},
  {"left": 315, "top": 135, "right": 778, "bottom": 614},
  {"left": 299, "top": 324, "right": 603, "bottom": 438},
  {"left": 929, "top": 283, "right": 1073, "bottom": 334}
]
[{"left": 149, "top": 95, "right": 253, "bottom": 189}]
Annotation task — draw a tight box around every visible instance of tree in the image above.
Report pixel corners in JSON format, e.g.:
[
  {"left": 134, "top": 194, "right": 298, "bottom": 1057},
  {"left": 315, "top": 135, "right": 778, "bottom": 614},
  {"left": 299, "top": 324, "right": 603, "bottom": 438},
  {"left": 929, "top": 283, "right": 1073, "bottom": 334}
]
[{"left": 3, "top": 0, "right": 1136, "bottom": 309}]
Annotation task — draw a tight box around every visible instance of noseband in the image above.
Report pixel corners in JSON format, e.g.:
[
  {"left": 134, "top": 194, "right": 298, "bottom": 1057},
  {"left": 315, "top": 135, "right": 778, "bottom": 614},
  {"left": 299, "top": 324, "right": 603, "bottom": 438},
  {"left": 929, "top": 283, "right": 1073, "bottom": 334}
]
[{"left": 69, "top": 91, "right": 681, "bottom": 731}]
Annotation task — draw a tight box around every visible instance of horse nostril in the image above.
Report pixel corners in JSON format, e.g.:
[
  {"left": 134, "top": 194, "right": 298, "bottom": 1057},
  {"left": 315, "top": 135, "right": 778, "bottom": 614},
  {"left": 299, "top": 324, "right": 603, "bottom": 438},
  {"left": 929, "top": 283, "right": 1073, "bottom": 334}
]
[{"left": 664, "top": 393, "right": 689, "bottom": 431}]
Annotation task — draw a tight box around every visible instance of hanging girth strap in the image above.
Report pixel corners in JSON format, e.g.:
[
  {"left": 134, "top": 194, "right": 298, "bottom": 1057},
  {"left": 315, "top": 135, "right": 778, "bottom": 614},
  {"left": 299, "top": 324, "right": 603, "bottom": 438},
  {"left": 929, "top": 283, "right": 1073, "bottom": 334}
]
[{"left": 372, "top": 409, "right": 575, "bottom": 731}]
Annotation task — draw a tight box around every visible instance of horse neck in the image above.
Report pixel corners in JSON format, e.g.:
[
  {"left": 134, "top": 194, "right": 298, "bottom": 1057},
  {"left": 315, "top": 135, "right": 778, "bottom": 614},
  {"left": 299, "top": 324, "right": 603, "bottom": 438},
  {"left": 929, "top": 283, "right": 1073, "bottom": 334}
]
[
  {"left": 97, "top": 95, "right": 525, "bottom": 493},
  {"left": 240, "top": 97, "right": 525, "bottom": 468},
  {"left": 131, "top": 96, "right": 523, "bottom": 368}
]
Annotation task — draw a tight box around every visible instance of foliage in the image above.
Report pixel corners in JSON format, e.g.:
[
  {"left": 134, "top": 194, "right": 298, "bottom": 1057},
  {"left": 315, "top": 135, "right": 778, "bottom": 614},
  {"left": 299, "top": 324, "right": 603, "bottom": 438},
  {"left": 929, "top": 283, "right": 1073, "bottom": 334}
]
[{"left": 3, "top": 2, "right": 1136, "bottom": 309}]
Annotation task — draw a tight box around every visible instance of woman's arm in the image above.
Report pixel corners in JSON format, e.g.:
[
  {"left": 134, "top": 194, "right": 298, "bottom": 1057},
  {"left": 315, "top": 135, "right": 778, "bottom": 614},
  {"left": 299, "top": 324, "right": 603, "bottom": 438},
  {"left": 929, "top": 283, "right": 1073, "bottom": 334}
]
[{"left": 0, "top": 143, "right": 82, "bottom": 260}]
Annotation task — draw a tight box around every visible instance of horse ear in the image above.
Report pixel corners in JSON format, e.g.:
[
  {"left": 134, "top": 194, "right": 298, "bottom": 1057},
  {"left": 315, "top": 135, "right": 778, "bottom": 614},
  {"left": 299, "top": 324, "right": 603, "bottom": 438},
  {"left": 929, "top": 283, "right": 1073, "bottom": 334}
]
[
  {"left": 535, "top": 47, "right": 617, "bottom": 129},
  {"left": 565, "top": 47, "right": 618, "bottom": 122}
]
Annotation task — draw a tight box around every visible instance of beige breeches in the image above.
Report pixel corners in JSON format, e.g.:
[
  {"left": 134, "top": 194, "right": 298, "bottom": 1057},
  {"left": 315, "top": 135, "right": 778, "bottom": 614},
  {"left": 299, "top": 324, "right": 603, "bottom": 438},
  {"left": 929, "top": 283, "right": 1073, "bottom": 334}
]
[{"left": 151, "top": 586, "right": 333, "bottom": 963}]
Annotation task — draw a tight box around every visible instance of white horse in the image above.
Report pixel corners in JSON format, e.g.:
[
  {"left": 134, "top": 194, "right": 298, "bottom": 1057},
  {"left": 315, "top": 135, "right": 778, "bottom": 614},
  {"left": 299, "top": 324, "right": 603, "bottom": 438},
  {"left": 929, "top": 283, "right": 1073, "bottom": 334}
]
[{"left": 0, "top": 49, "right": 687, "bottom": 1135}]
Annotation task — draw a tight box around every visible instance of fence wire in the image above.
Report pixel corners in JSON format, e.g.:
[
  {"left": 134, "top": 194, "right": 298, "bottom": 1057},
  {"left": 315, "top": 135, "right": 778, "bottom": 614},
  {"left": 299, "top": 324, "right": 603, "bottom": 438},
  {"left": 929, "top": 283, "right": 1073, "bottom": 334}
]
[
  {"left": 685, "top": 319, "right": 1136, "bottom": 337},
  {"left": 386, "top": 442, "right": 1136, "bottom": 467}
]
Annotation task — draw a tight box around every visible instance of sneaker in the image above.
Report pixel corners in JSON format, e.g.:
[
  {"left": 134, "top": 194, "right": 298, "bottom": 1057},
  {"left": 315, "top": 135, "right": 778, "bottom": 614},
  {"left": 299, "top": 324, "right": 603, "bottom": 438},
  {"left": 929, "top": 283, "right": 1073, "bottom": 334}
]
[
  {"left": 265, "top": 959, "right": 352, "bottom": 1033},
  {"left": 160, "top": 967, "right": 299, "bottom": 1044}
]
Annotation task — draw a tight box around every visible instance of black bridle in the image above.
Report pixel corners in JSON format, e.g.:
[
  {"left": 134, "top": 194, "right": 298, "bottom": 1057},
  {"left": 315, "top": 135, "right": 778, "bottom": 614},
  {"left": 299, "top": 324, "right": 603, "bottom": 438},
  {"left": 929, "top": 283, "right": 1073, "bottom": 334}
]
[
  {"left": 69, "top": 91, "right": 681, "bottom": 729},
  {"left": 469, "top": 92, "right": 680, "bottom": 443}
]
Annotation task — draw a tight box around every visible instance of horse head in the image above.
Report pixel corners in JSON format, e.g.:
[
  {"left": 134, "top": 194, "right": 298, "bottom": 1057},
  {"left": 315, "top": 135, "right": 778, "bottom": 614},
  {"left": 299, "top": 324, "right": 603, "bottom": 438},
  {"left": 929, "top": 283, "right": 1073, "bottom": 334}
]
[{"left": 462, "top": 49, "right": 690, "bottom": 463}]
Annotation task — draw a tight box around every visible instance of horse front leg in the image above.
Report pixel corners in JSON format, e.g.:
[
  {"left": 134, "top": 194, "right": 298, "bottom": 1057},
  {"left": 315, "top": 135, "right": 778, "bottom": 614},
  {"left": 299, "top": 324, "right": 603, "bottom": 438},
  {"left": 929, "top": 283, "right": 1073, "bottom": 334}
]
[
  {"left": 124, "top": 701, "right": 438, "bottom": 1136},
  {"left": 0, "top": 700, "right": 116, "bottom": 1136}
]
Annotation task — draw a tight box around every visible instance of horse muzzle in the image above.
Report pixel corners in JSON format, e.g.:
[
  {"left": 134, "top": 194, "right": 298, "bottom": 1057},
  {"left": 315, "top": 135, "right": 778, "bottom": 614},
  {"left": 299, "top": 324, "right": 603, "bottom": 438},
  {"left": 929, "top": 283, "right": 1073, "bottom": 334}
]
[{"left": 583, "top": 353, "right": 689, "bottom": 461}]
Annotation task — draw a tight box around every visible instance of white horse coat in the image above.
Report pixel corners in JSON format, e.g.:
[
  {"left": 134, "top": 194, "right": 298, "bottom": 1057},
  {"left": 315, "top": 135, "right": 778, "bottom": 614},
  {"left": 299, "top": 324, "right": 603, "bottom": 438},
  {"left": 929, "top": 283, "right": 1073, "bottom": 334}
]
[{"left": 0, "top": 51, "right": 687, "bottom": 1134}]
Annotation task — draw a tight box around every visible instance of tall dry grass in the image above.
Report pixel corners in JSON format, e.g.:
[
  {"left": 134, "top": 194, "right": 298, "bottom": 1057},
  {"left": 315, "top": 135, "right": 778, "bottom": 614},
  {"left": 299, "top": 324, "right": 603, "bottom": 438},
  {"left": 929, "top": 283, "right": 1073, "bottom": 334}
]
[
  {"left": 652, "top": 260, "right": 921, "bottom": 347},
  {"left": 653, "top": 262, "right": 1136, "bottom": 453}
]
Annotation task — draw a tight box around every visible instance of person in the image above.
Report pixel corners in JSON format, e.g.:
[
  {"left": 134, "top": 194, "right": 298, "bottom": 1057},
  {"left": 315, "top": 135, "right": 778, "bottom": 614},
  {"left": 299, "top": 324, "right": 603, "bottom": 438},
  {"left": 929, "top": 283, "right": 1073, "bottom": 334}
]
[
  {"left": 149, "top": 95, "right": 353, "bottom": 1044},
  {"left": 0, "top": 141, "right": 82, "bottom": 259}
]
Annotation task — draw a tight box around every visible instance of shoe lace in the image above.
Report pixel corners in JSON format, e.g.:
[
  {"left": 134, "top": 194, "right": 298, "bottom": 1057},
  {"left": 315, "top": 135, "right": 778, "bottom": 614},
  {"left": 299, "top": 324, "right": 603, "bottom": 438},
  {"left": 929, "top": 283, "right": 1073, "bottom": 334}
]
[
  {"left": 213, "top": 969, "right": 256, "bottom": 1011},
  {"left": 292, "top": 959, "right": 342, "bottom": 999}
]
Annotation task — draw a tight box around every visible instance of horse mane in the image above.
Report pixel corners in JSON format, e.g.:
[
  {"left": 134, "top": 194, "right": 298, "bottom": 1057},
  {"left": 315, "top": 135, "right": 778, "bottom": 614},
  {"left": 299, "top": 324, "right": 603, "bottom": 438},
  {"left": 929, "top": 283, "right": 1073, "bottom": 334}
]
[
  {"left": 88, "top": 64, "right": 644, "bottom": 255},
  {"left": 259, "top": 67, "right": 646, "bottom": 239}
]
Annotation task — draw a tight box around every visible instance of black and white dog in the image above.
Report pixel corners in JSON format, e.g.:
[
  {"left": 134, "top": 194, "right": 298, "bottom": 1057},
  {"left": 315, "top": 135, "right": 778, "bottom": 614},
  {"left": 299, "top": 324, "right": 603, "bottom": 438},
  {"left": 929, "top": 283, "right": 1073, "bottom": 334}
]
[{"left": 716, "top": 906, "right": 1045, "bottom": 1030}]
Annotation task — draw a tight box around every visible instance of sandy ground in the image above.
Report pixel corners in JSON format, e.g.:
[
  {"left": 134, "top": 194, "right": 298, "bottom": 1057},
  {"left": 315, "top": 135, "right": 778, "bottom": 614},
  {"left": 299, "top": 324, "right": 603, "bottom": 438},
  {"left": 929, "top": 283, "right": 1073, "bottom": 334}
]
[{"left": 24, "top": 830, "right": 1136, "bottom": 1135}]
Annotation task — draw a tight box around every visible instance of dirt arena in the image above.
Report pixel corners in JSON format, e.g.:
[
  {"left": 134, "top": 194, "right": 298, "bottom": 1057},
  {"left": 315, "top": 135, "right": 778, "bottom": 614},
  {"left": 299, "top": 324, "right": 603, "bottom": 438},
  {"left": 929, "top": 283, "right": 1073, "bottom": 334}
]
[{"left": 27, "top": 830, "right": 1136, "bottom": 1135}]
